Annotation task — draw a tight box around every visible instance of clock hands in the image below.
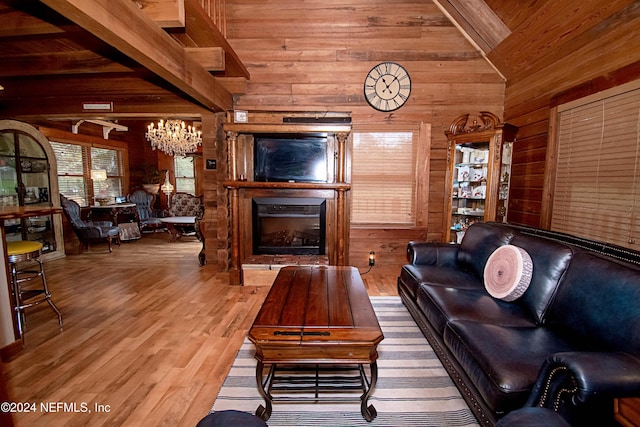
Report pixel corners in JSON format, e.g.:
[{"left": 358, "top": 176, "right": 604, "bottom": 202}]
[
  {"left": 380, "top": 75, "right": 399, "bottom": 95},
  {"left": 381, "top": 64, "right": 407, "bottom": 93}
]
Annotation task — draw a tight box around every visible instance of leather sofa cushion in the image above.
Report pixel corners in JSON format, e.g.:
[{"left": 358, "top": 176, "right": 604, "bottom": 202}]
[
  {"left": 545, "top": 251, "right": 640, "bottom": 352},
  {"left": 399, "top": 264, "right": 481, "bottom": 299},
  {"left": 417, "top": 285, "right": 536, "bottom": 335},
  {"left": 444, "top": 320, "right": 575, "bottom": 413},
  {"left": 508, "top": 234, "right": 575, "bottom": 324},
  {"left": 458, "top": 223, "right": 514, "bottom": 279}
]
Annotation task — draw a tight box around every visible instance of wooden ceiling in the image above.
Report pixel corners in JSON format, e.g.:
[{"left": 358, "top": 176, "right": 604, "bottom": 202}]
[
  {"left": 0, "top": 0, "right": 249, "bottom": 122},
  {"left": 0, "top": 0, "right": 637, "bottom": 123},
  {"left": 437, "top": 0, "right": 639, "bottom": 84}
]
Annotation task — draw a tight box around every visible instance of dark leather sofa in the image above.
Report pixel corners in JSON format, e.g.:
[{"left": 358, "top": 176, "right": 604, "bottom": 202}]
[{"left": 398, "top": 222, "right": 640, "bottom": 426}]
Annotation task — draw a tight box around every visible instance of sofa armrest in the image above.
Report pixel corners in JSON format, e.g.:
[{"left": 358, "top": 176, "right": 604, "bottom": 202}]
[
  {"left": 407, "top": 241, "right": 459, "bottom": 267},
  {"left": 528, "top": 352, "right": 640, "bottom": 411}
]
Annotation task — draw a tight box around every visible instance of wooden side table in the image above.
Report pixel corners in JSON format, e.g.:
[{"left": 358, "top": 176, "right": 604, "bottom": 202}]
[{"left": 89, "top": 203, "right": 139, "bottom": 225}]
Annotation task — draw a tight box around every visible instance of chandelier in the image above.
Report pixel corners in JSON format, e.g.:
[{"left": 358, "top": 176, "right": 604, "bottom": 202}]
[{"left": 145, "top": 119, "right": 202, "bottom": 156}]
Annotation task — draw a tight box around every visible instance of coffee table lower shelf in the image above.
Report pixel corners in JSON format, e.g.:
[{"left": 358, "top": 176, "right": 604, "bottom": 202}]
[{"left": 255, "top": 362, "right": 378, "bottom": 422}]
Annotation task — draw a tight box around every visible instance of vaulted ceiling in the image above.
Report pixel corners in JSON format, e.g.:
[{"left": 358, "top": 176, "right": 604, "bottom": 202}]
[{"left": 0, "top": 0, "right": 637, "bottom": 122}]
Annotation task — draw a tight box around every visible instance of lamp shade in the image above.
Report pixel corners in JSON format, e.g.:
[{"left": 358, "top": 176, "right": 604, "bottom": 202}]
[{"left": 91, "top": 169, "right": 107, "bottom": 181}]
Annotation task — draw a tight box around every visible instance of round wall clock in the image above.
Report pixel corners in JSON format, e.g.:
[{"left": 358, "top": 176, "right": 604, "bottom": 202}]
[{"left": 364, "top": 62, "right": 411, "bottom": 112}]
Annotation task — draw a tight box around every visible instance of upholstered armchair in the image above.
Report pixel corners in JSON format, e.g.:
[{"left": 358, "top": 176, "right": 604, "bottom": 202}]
[
  {"left": 127, "top": 188, "right": 166, "bottom": 232},
  {"left": 167, "top": 192, "right": 203, "bottom": 217},
  {"left": 60, "top": 195, "right": 120, "bottom": 252},
  {"left": 164, "top": 192, "right": 203, "bottom": 238}
]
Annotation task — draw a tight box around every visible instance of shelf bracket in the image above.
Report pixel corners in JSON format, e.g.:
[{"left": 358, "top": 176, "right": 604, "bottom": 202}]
[{"left": 71, "top": 119, "right": 129, "bottom": 139}]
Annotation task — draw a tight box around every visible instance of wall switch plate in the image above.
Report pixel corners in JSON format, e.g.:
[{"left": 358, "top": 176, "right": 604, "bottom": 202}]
[{"left": 234, "top": 110, "right": 248, "bottom": 123}]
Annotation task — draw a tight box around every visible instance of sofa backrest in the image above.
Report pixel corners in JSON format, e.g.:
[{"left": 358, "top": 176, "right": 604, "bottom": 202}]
[
  {"left": 508, "top": 234, "right": 575, "bottom": 324},
  {"left": 168, "top": 192, "right": 202, "bottom": 217},
  {"left": 458, "top": 222, "right": 514, "bottom": 279},
  {"left": 545, "top": 251, "right": 640, "bottom": 353},
  {"left": 60, "top": 194, "right": 88, "bottom": 229}
]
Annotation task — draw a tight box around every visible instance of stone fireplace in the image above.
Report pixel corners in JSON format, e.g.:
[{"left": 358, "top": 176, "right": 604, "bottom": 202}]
[{"left": 252, "top": 197, "right": 326, "bottom": 255}]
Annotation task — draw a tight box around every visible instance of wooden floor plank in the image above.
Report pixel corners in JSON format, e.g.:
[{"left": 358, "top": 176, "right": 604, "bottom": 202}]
[{"left": 3, "top": 233, "right": 399, "bottom": 426}]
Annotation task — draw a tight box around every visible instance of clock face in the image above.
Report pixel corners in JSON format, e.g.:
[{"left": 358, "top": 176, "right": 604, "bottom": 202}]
[{"left": 364, "top": 62, "right": 411, "bottom": 112}]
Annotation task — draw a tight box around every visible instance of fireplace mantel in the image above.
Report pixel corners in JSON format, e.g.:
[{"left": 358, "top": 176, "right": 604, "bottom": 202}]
[
  {"left": 223, "top": 120, "right": 351, "bottom": 285},
  {"left": 224, "top": 181, "right": 350, "bottom": 191},
  {"left": 223, "top": 123, "right": 351, "bottom": 134}
]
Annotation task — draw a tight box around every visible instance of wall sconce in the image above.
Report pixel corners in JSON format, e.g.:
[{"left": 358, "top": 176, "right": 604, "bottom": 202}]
[{"left": 369, "top": 251, "right": 376, "bottom": 267}]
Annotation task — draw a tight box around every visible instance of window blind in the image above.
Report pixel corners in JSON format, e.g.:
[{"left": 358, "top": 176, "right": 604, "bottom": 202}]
[
  {"left": 552, "top": 85, "right": 640, "bottom": 248},
  {"left": 351, "top": 131, "right": 417, "bottom": 225},
  {"left": 50, "top": 141, "right": 89, "bottom": 205},
  {"left": 91, "top": 147, "right": 124, "bottom": 199},
  {"left": 174, "top": 156, "right": 195, "bottom": 194}
]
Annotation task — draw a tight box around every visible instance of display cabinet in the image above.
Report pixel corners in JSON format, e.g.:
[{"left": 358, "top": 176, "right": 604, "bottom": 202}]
[
  {"left": 0, "top": 125, "right": 62, "bottom": 256},
  {"left": 444, "top": 112, "right": 518, "bottom": 243}
]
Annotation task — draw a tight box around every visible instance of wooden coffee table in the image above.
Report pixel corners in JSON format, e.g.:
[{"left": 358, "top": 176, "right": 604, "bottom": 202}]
[{"left": 248, "top": 265, "right": 384, "bottom": 422}]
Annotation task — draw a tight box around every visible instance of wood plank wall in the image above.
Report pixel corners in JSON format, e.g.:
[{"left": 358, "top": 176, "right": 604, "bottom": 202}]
[
  {"left": 494, "top": 1, "right": 640, "bottom": 228},
  {"left": 224, "top": 0, "right": 506, "bottom": 269}
]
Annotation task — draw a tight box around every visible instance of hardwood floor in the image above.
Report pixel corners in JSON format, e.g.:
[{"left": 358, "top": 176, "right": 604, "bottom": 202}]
[{"left": 3, "top": 233, "right": 400, "bottom": 426}]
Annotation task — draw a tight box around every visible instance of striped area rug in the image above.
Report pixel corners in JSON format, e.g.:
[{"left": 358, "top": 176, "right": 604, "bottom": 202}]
[{"left": 211, "top": 296, "right": 479, "bottom": 427}]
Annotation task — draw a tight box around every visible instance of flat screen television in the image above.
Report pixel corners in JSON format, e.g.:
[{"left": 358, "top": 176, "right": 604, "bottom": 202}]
[{"left": 254, "top": 135, "right": 328, "bottom": 183}]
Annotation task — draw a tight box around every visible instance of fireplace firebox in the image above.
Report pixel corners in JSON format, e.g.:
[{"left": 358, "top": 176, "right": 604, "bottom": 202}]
[{"left": 252, "top": 197, "right": 326, "bottom": 255}]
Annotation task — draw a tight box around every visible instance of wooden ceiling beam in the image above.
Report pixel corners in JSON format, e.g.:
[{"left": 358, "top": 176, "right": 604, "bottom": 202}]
[
  {"left": 136, "top": 0, "right": 185, "bottom": 28},
  {"left": 433, "top": 0, "right": 510, "bottom": 54},
  {"left": 40, "top": 0, "right": 232, "bottom": 111},
  {"left": 0, "top": 91, "right": 211, "bottom": 120},
  {"left": 185, "top": 47, "right": 225, "bottom": 71},
  {"left": 137, "top": 0, "right": 248, "bottom": 77},
  {"left": 0, "top": 73, "right": 208, "bottom": 119},
  {"left": 0, "top": 1, "right": 69, "bottom": 37},
  {"left": 0, "top": 50, "right": 133, "bottom": 76},
  {"left": 1, "top": 74, "right": 183, "bottom": 98},
  {"left": 169, "top": 0, "right": 250, "bottom": 79}
]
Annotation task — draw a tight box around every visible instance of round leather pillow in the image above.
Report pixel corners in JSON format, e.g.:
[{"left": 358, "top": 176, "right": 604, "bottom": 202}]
[{"left": 483, "top": 245, "right": 533, "bottom": 301}]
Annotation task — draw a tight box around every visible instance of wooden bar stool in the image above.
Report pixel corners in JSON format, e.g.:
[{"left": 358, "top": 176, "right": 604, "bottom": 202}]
[{"left": 7, "top": 241, "right": 63, "bottom": 338}]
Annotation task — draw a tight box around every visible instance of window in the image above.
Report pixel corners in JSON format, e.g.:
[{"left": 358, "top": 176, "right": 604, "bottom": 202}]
[
  {"left": 92, "top": 147, "right": 124, "bottom": 201},
  {"left": 51, "top": 141, "right": 124, "bottom": 206},
  {"left": 174, "top": 156, "right": 195, "bottom": 194},
  {"left": 351, "top": 130, "right": 417, "bottom": 225},
  {"left": 50, "top": 142, "right": 88, "bottom": 204},
  {"left": 550, "top": 80, "right": 640, "bottom": 248}
]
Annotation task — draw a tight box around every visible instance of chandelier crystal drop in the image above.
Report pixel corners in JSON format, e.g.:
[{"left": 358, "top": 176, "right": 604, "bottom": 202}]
[{"left": 145, "top": 119, "right": 202, "bottom": 156}]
